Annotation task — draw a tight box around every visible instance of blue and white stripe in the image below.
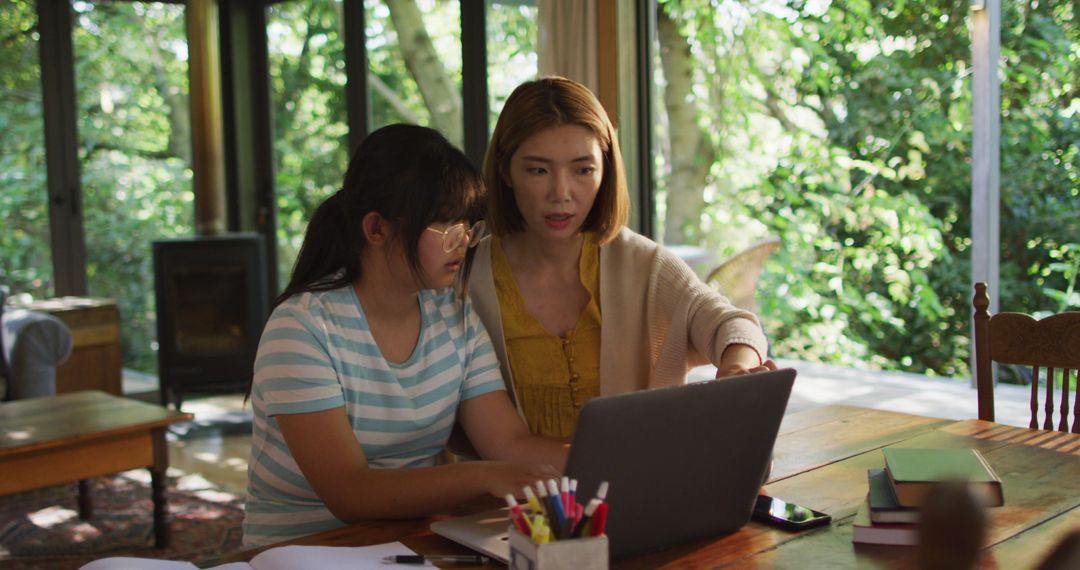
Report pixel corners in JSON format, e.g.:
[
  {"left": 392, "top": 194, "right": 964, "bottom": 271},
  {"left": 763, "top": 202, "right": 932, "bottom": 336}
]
[{"left": 242, "top": 285, "right": 503, "bottom": 547}]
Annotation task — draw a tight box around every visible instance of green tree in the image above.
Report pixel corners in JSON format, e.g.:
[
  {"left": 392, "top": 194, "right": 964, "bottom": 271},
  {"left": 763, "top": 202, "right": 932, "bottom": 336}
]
[{"left": 654, "top": 0, "right": 1079, "bottom": 378}]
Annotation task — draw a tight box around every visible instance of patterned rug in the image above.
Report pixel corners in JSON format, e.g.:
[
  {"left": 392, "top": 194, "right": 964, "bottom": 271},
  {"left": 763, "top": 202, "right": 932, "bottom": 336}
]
[{"left": 0, "top": 471, "right": 244, "bottom": 569}]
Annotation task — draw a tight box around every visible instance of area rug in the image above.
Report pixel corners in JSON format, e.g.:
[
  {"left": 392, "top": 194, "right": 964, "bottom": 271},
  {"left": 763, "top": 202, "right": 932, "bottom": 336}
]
[{"left": 0, "top": 471, "right": 244, "bottom": 570}]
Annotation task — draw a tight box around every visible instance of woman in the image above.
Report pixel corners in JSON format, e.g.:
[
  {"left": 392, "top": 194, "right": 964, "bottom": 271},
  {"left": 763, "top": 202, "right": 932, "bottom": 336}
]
[
  {"left": 469, "top": 77, "right": 774, "bottom": 438},
  {"left": 243, "top": 124, "right": 565, "bottom": 547}
]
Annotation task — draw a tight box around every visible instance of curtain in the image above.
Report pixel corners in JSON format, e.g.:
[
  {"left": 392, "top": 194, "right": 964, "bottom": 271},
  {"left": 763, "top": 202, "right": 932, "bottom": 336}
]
[{"left": 537, "top": 0, "right": 598, "bottom": 95}]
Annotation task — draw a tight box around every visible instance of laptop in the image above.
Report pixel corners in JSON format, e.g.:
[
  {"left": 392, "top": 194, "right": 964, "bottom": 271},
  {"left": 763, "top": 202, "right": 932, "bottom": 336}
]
[{"left": 431, "top": 367, "right": 796, "bottom": 562}]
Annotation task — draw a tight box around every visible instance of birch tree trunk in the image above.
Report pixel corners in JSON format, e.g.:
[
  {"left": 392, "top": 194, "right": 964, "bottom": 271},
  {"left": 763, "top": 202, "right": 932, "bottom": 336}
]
[
  {"left": 657, "top": 5, "right": 712, "bottom": 245},
  {"left": 386, "top": 0, "right": 463, "bottom": 147}
]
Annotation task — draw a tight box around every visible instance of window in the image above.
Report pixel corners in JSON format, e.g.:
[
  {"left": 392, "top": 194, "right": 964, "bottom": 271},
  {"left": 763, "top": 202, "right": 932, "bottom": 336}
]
[
  {"left": 73, "top": 0, "right": 194, "bottom": 373},
  {"left": 365, "top": 0, "right": 464, "bottom": 145},
  {"left": 486, "top": 0, "right": 537, "bottom": 127},
  {"left": 0, "top": 0, "right": 52, "bottom": 300},
  {"left": 267, "top": 0, "right": 348, "bottom": 285},
  {"left": 645, "top": 1, "right": 1058, "bottom": 379}
]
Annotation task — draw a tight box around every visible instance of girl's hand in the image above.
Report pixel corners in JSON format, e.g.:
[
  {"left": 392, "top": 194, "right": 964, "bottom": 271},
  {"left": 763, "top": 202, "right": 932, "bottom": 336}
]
[{"left": 482, "top": 461, "right": 561, "bottom": 499}]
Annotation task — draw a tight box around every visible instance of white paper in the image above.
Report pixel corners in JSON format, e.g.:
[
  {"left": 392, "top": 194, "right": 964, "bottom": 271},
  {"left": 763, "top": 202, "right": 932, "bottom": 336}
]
[
  {"left": 214, "top": 542, "right": 429, "bottom": 570},
  {"left": 79, "top": 558, "right": 199, "bottom": 570},
  {"left": 79, "top": 542, "right": 426, "bottom": 570}
]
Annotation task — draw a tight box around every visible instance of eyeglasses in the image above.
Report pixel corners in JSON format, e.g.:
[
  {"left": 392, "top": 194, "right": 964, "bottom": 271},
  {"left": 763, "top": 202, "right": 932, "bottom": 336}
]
[{"left": 425, "top": 221, "right": 484, "bottom": 252}]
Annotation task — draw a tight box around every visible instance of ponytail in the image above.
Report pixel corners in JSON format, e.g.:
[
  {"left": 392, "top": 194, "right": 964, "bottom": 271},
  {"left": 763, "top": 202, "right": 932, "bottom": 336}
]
[{"left": 272, "top": 191, "right": 359, "bottom": 309}]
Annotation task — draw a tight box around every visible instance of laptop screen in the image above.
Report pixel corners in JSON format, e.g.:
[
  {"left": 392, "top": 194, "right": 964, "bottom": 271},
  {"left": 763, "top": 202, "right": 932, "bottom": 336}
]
[{"left": 566, "top": 368, "right": 795, "bottom": 559}]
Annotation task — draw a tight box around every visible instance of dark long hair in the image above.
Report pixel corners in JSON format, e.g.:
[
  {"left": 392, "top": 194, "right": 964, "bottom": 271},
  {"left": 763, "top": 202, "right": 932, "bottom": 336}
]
[{"left": 274, "top": 124, "right": 485, "bottom": 309}]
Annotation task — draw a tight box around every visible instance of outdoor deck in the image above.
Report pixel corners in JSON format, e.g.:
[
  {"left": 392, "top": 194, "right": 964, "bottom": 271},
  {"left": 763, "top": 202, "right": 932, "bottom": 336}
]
[
  {"left": 690, "top": 358, "right": 1034, "bottom": 428},
  {"left": 129, "top": 358, "right": 1036, "bottom": 428}
]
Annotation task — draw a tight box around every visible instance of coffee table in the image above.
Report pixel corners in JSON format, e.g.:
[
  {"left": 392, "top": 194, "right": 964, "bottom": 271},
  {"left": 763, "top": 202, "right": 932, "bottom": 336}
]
[{"left": 0, "top": 390, "right": 192, "bottom": 547}]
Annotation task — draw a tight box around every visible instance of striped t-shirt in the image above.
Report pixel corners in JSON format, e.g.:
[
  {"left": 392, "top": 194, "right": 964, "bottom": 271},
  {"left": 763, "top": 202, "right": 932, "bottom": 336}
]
[{"left": 242, "top": 284, "right": 504, "bottom": 547}]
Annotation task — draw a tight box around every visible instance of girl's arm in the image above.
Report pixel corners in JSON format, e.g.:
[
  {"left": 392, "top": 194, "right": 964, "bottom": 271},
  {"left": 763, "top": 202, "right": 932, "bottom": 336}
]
[
  {"left": 457, "top": 390, "right": 570, "bottom": 471},
  {"left": 277, "top": 405, "right": 558, "bottom": 522}
]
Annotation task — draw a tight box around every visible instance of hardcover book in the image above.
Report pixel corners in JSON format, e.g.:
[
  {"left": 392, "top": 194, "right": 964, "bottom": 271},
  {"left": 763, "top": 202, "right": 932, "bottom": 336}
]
[
  {"left": 852, "top": 499, "right": 919, "bottom": 546},
  {"left": 867, "top": 468, "right": 920, "bottom": 524},
  {"left": 882, "top": 447, "right": 1004, "bottom": 508}
]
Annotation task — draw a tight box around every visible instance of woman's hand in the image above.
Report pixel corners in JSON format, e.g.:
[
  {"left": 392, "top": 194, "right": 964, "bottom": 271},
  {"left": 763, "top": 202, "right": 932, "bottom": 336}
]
[
  {"left": 481, "top": 461, "right": 561, "bottom": 499},
  {"left": 715, "top": 344, "right": 777, "bottom": 377}
]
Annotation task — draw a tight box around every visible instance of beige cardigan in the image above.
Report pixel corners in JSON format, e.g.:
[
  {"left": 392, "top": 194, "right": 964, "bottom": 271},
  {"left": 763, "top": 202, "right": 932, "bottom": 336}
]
[{"left": 468, "top": 227, "right": 769, "bottom": 414}]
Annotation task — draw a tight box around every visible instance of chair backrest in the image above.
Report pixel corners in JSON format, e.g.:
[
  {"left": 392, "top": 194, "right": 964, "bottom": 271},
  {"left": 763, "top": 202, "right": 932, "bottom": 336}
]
[
  {"left": 705, "top": 236, "right": 781, "bottom": 313},
  {"left": 972, "top": 282, "right": 1080, "bottom": 432}
]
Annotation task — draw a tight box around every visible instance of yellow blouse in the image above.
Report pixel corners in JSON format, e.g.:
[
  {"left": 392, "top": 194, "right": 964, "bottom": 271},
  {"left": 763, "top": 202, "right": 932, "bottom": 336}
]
[{"left": 492, "top": 235, "right": 602, "bottom": 438}]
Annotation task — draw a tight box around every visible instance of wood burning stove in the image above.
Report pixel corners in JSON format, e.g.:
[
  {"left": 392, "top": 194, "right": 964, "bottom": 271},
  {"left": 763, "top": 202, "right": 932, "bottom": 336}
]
[{"left": 152, "top": 234, "right": 269, "bottom": 408}]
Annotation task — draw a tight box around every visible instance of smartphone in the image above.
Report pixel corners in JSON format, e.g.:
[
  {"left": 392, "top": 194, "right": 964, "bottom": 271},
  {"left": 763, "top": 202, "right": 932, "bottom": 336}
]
[{"left": 752, "top": 495, "right": 832, "bottom": 530}]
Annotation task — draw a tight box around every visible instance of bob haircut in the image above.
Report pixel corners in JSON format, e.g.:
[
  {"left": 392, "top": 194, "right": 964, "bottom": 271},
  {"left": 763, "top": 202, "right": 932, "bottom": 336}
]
[
  {"left": 274, "top": 123, "right": 485, "bottom": 309},
  {"left": 484, "top": 76, "right": 629, "bottom": 244}
]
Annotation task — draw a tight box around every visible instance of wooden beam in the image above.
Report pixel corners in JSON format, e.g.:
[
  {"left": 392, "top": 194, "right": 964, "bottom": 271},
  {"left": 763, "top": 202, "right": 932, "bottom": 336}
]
[{"left": 188, "top": 0, "right": 227, "bottom": 235}]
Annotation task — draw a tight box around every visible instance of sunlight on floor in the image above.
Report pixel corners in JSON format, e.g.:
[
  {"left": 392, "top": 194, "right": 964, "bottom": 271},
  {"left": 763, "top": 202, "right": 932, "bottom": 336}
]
[
  {"left": 27, "top": 506, "right": 78, "bottom": 528},
  {"left": 166, "top": 394, "right": 252, "bottom": 495}
]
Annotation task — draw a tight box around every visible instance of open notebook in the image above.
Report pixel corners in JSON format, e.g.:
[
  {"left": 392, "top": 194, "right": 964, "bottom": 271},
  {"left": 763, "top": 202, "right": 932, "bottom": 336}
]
[
  {"left": 433, "top": 368, "right": 796, "bottom": 561},
  {"left": 78, "top": 543, "right": 428, "bottom": 570}
]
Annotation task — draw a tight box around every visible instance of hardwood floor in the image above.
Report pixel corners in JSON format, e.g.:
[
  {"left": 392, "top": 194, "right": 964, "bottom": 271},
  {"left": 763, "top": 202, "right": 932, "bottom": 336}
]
[{"left": 166, "top": 394, "right": 252, "bottom": 495}]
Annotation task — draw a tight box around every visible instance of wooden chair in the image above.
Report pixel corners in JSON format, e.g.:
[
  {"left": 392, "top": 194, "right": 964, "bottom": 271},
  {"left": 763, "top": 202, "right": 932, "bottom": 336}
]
[
  {"left": 705, "top": 236, "right": 781, "bottom": 313},
  {"left": 972, "top": 282, "right": 1080, "bottom": 431}
]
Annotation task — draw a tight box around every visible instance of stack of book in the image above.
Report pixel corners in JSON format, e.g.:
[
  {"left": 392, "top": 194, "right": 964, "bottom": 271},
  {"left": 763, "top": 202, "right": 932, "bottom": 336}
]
[{"left": 853, "top": 448, "right": 1003, "bottom": 546}]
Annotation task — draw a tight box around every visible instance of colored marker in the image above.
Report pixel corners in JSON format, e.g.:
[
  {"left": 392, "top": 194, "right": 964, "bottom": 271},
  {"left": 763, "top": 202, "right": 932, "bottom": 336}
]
[
  {"left": 569, "top": 478, "right": 578, "bottom": 511},
  {"left": 523, "top": 484, "right": 545, "bottom": 516},
  {"left": 545, "top": 478, "right": 569, "bottom": 539},
  {"left": 595, "top": 480, "right": 609, "bottom": 502},
  {"left": 560, "top": 476, "right": 571, "bottom": 514},
  {"left": 588, "top": 481, "right": 609, "bottom": 537},
  {"left": 505, "top": 494, "right": 532, "bottom": 535},
  {"left": 535, "top": 518, "right": 551, "bottom": 544},
  {"left": 591, "top": 501, "right": 608, "bottom": 536},
  {"left": 570, "top": 498, "right": 602, "bottom": 538},
  {"left": 535, "top": 480, "right": 548, "bottom": 502},
  {"left": 531, "top": 513, "right": 546, "bottom": 542}
]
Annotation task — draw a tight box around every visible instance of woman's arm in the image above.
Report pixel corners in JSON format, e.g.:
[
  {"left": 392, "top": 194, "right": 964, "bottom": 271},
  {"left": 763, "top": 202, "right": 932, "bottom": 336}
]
[
  {"left": 715, "top": 343, "right": 777, "bottom": 377},
  {"left": 457, "top": 390, "right": 570, "bottom": 471},
  {"left": 648, "top": 249, "right": 772, "bottom": 374},
  {"left": 277, "top": 405, "right": 559, "bottom": 522}
]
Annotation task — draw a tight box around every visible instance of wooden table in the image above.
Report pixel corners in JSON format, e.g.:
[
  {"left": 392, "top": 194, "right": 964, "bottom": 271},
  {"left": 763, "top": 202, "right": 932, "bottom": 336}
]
[
  {"left": 217, "top": 405, "right": 1080, "bottom": 568},
  {"left": 0, "top": 390, "right": 192, "bottom": 547}
]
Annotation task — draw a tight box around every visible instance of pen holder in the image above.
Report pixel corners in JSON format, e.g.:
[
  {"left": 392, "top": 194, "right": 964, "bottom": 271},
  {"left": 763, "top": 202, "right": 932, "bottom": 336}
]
[{"left": 508, "top": 527, "right": 608, "bottom": 570}]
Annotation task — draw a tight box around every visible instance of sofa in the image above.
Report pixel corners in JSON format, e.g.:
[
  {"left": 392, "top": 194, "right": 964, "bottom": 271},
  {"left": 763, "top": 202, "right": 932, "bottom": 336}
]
[{"left": 0, "top": 289, "right": 74, "bottom": 401}]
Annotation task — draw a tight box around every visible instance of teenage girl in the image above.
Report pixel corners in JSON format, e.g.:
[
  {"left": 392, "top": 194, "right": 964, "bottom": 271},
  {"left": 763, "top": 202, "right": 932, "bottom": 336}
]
[{"left": 243, "top": 124, "right": 566, "bottom": 547}]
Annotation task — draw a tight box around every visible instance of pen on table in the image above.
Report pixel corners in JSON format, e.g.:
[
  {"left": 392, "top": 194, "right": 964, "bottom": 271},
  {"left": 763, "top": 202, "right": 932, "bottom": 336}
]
[{"left": 383, "top": 553, "right": 488, "bottom": 565}]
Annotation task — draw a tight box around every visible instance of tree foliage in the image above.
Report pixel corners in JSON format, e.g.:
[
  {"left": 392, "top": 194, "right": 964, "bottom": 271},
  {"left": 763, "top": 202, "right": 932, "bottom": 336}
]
[{"left": 656, "top": 0, "right": 1079, "bottom": 378}]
